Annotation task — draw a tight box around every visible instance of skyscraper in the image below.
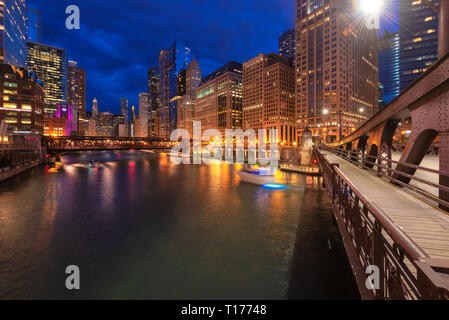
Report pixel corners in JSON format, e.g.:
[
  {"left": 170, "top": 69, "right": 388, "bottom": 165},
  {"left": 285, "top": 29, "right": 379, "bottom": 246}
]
[
  {"left": 26, "top": 7, "right": 42, "bottom": 43},
  {"left": 26, "top": 42, "right": 68, "bottom": 116},
  {"left": 0, "top": 0, "right": 27, "bottom": 68},
  {"left": 92, "top": 98, "right": 98, "bottom": 119},
  {"left": 130, "top": 105, "right": 136, "bottom": 137},
  {"left": 295, "top": 0, "right": 378, "bottom": 144},
  {"left": 148, "top": 67, "right": 160, "bottom": 111},
  {"left": 67, "top": 61, "right": 86, "bottom": 131},
  {"left": 379, "top": 31, "right": 400, "bottom": 105},
  {"left": 243, "top": 54, "right": 295, "bottom": 145},
  {"left": 159, "top": 41, "right": 193, "bottom": 139},
  {"left": 120, "top": 98, "right": 129, "bottom": 137},
  {"left": 138, "top": 93, "right": 149, "bottom": 138},
  {"left": 195, "top": 61, "right": 243, "bottom": 134},
  {"left": 399, "top": 0, "right": 439, "bottom": 92},
  {"left": 278, "top": 29, "right": 295, "bottom": 65},
  {"left": 176, "top": 59, "right": 201, "bottom": 137},
  {"left": 186, "top": 59, "right": 201, "bottom": 99}
]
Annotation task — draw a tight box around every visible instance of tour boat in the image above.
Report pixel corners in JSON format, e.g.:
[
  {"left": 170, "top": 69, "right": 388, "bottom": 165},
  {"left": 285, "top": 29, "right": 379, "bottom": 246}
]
[{"left": 237, "top": 166, "right": 276, "bottom": 185}]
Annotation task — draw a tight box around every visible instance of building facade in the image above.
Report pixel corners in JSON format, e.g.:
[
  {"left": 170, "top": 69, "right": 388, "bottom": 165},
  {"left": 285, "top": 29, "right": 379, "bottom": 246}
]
[
  {"left": 243, "top": 54, "right": 295, "bottom": 145},
  {"left": 379, "top": 31, "right": 400, "bottom": 105},
  {"left": 26, "top": 42, "right": 68, "bottom": 117},
  {"left": 0, "top": 0, "right": 27, "bottom": 68},
  {"left": 195, "top": 62, "right": 243, "bottom": 135},
  {"left": 67, "top": 61, "right": 86, "bottom": 132},
  {"left": 399, "top": 0, "right": 439, "bottom": 93},
  {"left": 0, "top": 63, "right": 45, "bottom": 135},
  {"left": 279, "top": 29, "right": 295, "bottom": 65},
  {"left": 295, "top": 0, "right": 379, "bottom": 144}
]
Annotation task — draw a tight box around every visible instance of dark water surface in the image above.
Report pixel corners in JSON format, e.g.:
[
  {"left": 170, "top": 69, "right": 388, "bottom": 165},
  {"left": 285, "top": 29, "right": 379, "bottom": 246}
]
[{"left": 0, "top": 151, "right": 359, "bottom": 299}]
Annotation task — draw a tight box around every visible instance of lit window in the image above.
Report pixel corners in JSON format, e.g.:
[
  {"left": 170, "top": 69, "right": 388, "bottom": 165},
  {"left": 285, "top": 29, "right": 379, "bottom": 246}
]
[
  {"left": 3, "top": 103, "right": 17, "bottom": 109},
  {"left": 412, "top": 37, "right": 422, "bottom": 42}
]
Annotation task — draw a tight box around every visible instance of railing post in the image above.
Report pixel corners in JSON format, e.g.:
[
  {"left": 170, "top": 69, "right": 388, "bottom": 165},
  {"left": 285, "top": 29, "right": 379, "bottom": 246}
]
[
  {"left": 373, "top": 221, "right": 386, "bottom": 299},
  {"left": 377, "top": 151, "right": 382, "bottom": 177}
]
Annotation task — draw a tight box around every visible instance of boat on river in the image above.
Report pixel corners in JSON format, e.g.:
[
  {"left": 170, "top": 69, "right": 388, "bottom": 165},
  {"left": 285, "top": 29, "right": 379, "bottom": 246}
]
[{"left": 237, "top": 166, "right": 276, "bottom": 185}]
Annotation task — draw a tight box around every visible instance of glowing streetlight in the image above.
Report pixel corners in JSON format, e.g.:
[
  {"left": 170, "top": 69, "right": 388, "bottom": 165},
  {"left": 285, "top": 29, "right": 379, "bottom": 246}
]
[{"left": 360, "top": 0, "right": 382, "bottom": 15}]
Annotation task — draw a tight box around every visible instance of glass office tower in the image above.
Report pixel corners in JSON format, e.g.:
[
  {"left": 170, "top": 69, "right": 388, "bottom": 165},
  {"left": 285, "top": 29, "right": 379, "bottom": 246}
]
[
  {"left": 26, "top": 7, "right": 42, "bottom": 43},
  {"left": 158, "top": 41, "right": 192, "bottom": 139},
  {"left": 26, "top": 41, "right": 68, "bottom": 116},
  {"left": 379, "top": 31, "right": 400, "bottom": 105},
  {"left": 399, "top": 0, "right": 439, "bottom": 92},
  {"left": 0, "top": 0, "right": 27, "bottom": 68}
]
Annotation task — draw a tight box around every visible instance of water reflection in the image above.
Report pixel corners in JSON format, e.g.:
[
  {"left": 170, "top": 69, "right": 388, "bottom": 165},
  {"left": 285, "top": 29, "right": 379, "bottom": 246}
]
[{"left": 0, "top": 151, "right": 358, "bottom": 299}]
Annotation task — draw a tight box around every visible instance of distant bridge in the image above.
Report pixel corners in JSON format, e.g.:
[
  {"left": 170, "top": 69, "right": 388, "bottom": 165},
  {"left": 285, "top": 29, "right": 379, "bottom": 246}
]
[
  {"left": 42, "top": 136, "right": 173, "bottom": 154},
  {"left": 314, "top": 51, "right": 449, "bottom": 299}
]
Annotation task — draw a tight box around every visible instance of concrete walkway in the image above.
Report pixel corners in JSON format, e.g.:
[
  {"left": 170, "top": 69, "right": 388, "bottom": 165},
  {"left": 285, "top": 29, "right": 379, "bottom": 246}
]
[{"left": 323, "top": 151, "right": 449, "bottom": 260}]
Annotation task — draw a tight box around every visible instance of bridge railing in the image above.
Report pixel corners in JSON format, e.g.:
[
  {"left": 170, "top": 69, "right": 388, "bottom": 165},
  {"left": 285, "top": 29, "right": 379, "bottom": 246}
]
[
  {"left": 314, "top": 147, "right": 449, "bottom": 300},
  {"left": 320, "top": 146, "right": 449, "bottom": 210}
]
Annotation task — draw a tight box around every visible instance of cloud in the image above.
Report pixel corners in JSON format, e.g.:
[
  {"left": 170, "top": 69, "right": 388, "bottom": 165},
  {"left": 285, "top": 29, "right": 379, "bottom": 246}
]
[{"left": 29, "top": 0, "right": 294, "bottom": 113}]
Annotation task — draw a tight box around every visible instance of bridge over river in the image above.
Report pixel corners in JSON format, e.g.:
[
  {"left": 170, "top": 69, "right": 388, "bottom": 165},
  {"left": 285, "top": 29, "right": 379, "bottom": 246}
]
[{"left": 313, "top": 32, "right": 449, "bottom": 299}]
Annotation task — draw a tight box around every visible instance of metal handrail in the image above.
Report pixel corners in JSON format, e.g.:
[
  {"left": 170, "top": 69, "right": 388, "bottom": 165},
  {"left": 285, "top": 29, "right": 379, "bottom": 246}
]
[
  {"left": 316, "top": 147, "right": 428, "bottom": 261},
  {"left": 314, "top": 146, "right": 449, "bottom": 299},
  {"left": 321, "top": 145, "right": 449, "bottom": 209}
]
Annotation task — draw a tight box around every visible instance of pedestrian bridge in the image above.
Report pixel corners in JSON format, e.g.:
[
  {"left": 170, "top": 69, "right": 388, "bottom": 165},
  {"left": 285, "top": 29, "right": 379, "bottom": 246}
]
[
  {"left": 314, "top": 51, "right": 449, "bottom": 300},
  {"left": 42, "top": 136, "right": 173, "bottom": 154}
]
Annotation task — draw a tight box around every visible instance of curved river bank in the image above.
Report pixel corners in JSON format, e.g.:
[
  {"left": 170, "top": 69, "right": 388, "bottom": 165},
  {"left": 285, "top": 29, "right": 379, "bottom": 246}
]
[{"left": 0, "top": 151, "right": 359, "bottom": 299}]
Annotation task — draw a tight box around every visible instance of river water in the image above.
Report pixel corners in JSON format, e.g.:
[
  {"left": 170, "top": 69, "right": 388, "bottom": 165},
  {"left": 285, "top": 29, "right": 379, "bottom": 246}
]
[{"left": 0, "top": 151, "right": 359, "bottom": 299}]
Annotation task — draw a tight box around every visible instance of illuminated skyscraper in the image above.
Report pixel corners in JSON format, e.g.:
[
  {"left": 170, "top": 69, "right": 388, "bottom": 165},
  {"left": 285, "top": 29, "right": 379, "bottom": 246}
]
[
  {"left": 195, "top": 61, "right": 243, "bottom": 134},
  {"left": 279, "top": 29, "right": 295, "bottom": 65},
  {"left": 0, "top": 0, "right": 27, "bottom": 68},
  {"left": 130, "top": 105, "right": 136, "bottom": 137},
  {"left": 148, "top": 67, "right": 160, "bottom": 111},
  {"left": 295, "top": 0, "right": 378, "bottom": 143},
  {"left": 243, "top": 54, "right": 295, "bottom": 145},
  {"left": 120, "top": 98, "right": 129, "bottom": 137},
  {"left": 186, "top": 59, "right": 201, "bottom": 99},
  {"left": 67, "top": 61, "right": 86, "bottom": 131},
  {"left": 26, "top": 7, "right": 42, "bottom": 43},
  {"left": 176, "top": 60, "right": 201, "bottom": 137},
  {"left": 159, "top": 41, "right": 192, "bottom": 138},
  {"left": 379, "top": 31, "right": 400, "bottom": 105},
  {"left": 26, "top": 42, "right": 68, "bottom": 116},
  {"left": 138, "top": 93, "right": 149, "bottom": 138},
  {"left": 399, "top": 0, "right": 438, "bottom": 92},
  {"left": 92, "top": 98, "right": 98, "bottom": 119}
]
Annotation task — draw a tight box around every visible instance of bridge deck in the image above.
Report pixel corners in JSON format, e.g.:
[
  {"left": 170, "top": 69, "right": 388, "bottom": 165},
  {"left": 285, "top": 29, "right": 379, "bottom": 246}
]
[{"left": 323, "top": 151, "right": 449, "bottom": 260}]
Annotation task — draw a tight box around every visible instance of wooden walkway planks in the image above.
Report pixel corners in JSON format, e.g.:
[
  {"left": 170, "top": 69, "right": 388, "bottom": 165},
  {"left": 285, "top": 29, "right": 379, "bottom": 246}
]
[{"left": 323, "top": 152, "right": 449, "bottom": 260}]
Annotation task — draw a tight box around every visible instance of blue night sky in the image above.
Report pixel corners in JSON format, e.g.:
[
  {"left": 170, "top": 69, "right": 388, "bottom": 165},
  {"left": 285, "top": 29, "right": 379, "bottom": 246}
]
[{"left": 28, "top": 0, "right": 399, "bottom": 115}]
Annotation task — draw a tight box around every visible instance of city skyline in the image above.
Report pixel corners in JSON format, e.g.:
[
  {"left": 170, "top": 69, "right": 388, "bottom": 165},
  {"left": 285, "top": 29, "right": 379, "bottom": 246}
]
[{"left": 28, "top": 0, "right": 399, "bottom": 114}]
